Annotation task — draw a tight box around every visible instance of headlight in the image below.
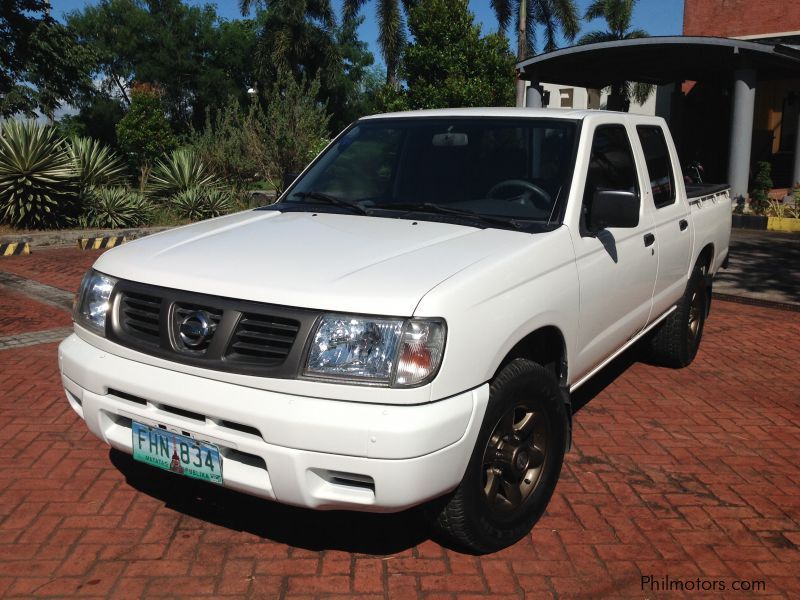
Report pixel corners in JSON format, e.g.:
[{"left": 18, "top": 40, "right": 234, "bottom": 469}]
[
  {"left": 74, "top": 270, "right": 117, "bottom": 334},
  {"left": 304, "top": 315, "right": 445, "bottom": 387}
]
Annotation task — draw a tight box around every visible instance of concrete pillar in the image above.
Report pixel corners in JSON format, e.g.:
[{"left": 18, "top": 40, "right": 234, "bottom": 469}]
[
  {"left": 793, "top": 116, "right": 800, "bottom": 187},
  {"left": 526, "top": 83, "right": 542, "bottom": 108},
  {"left": 727, "top": 68, "right": 757, "bottom": 201}
]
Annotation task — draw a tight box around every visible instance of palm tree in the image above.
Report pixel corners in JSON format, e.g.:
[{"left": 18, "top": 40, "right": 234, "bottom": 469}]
[
  {"left": 238, "top": 0, "right": 338, "bottom": 95},
  {"left": 578, "top": 0, "right": 652, "bottom": 111},
  {"left": 490, "top": 0, "right": 580, "bottom": 105},
  {"left": 343, "top": 0, "right": 412, "bottom": 87}
]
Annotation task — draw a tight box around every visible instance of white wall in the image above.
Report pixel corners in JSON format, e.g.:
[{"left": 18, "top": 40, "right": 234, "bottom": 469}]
[{"left": 536, "top": 82, "right": 658, "bottom": 115}]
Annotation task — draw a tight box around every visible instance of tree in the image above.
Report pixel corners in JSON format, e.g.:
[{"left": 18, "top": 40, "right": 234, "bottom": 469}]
[
  {"left": 343, "top": 0, "right": 413, "bottom": 86},
  {"left": 1, "top": 2, "right": 93, "bottom": 118},
  {"left": 578, "top": 0, "right": 652, "bottom": 111},
  {"left": 326, "top": 16, "right": 378, "bottom": 131},
  {"left": 240, "top": 0, "right": 377, "bottom": 134},
  {"left": 67, "top": 0, "right": 257, "bottom": 131},
  {"left": 490, "top": 0, "right": 580, "bottom": 105},
  {"left": 115, "top": 86, "right": 178, "bottom": 189},
  {"left": 402, "top": 0, "right": 515, "bottom": 110},
  {"left": 190, "top": 97, "right": 261, "bottom": 190},
  {"left": 247, "top": 70, "right": 330, "bottom": 193}
]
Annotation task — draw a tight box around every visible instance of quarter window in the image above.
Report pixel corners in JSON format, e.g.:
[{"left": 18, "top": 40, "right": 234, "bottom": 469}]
[{"left": 637, "top": 125, "right": 676, "bottom": 209}]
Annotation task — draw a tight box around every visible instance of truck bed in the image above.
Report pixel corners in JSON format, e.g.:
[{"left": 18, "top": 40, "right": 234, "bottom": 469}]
[{"left": 685, "top": 183, "right": 730, "bottom": 200}]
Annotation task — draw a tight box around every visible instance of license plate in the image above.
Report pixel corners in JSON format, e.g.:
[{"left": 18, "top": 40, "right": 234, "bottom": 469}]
[{"left": 132, "top": 421, "right": 223, "bottom": 485}]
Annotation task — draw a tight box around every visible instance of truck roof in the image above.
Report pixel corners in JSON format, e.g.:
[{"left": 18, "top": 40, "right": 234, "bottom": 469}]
[{"left": 360, "top": 107, "right": 634, "bottom": 121}]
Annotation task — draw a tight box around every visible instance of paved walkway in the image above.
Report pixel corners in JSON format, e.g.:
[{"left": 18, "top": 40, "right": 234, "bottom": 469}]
[
  {"left": 714, "top": 229, "right": 800, "bottom": 309},
  {"left": 0, "top": 243, "right": 797, "bottom": 598}
]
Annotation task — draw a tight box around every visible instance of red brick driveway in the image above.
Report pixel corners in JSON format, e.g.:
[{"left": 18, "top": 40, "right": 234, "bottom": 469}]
[{"left": 0, "top": 247, "right": 798, "bottom": 598}]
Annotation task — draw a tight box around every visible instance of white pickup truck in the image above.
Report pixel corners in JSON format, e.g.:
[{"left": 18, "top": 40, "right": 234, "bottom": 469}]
[{"left": 59, "top": 108, "right": 731, "bottom": 553}]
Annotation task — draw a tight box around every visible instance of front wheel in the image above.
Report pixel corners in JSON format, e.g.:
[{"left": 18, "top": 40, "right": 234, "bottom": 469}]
[{"left": 428, "top": 359, "right": 568, "bottom": 553}]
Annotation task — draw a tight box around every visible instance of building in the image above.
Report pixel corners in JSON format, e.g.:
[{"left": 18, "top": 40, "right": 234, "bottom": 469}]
[
  {"left": 683, "top": 0, "right": 800, "bottom": 190},
  {"left": 518, "top": 1, "right": 800, "bottom": 199}
]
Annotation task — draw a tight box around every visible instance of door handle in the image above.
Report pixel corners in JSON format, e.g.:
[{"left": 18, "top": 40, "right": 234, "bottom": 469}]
[
  {"left": 643, "top": 233, "right": 656, "bottom": 247},
  {"left": 679, "top": 219, "right": 689, "bottom": 231}
]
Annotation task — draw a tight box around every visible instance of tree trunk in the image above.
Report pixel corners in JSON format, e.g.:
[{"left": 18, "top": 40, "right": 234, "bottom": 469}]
[{"left": 515, "top": 0, "right": 528, "bottom": 107}]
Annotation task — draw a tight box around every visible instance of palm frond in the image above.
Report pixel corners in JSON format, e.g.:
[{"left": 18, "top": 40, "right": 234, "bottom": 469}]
[
  {"left": 631, "top": 81, "right": 655, "bottom": 105},
  {"left": 577, "top": 30, "right": 617, "bottom": 45},
  {"left": 491, "top": 0, "right": 514, "bottom": 34},
  {"left": 584, "top": 0, "right": 607, "bottom": 21},
  {"left": 343, "top": 0, "right": 367, "bottom": 22},
  {"left": 624, "top": 28, "right": 649, "bottom": 39},
  {"left": 552, "top": 0, "right": 580, "bottom": 41},
  {"left": 377, "top": 0, "right": 406, "bottom": 82}
]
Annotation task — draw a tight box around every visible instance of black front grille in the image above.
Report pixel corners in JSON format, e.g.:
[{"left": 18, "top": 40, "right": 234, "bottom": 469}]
[
  {"left": 119, "top": 291, "right": 162, "bottom": 343},
  {"left": 108, "top": 279, "right": 318, "bottom": 378},
  {"left": 228, "top": 314, "right": 300, "bottom": 364}
]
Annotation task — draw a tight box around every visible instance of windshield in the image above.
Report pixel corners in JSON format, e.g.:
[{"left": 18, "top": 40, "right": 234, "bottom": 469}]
[{"left": 278, "top": 117, "right": 578, "bottom": 227}]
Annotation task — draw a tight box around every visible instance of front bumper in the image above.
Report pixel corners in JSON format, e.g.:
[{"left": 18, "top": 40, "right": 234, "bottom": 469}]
[{"left": 58, "top": 334, "right": 489, "bottom": 512}]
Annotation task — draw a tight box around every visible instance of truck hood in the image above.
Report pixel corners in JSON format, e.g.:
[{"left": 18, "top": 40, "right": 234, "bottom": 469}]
[{"left": 93, "top": 210, "right": 534, "bottom": 315}]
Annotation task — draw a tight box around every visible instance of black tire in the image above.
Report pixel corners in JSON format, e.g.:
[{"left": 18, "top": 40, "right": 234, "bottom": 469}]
[
  {"left": 645, "top": 266, "right": 707, "bottom": 368},
  {"left": 428, "top": 359, "right": 568, "bottom": 554}
]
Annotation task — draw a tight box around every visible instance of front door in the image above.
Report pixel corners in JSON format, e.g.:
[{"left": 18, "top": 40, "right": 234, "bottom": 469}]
[{"left": 570, "top": 123, "right": 658, "bottom": 381}]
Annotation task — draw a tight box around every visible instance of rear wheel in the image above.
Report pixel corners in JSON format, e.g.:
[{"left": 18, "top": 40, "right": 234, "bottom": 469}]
[
  {"left": 645, "top": 266, "right": 707, "bottom": 368},
  {"left": 429, "top": 359, "right": 568, "bottom": 553}
]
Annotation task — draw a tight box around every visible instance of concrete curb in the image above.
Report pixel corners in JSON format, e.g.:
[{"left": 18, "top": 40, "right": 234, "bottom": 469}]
[
  {"left": 713, "top": 292, "right": 799, "bottom": 313},
  {"left": 1, "top": 242, "right": 30, "bottom": 256},
  {"left": 0, "top": 226, "right": 173, "bottom": 248}
]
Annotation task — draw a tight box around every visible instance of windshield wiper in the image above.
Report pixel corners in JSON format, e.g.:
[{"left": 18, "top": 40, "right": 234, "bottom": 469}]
[
  {"left": 289, "top": 191, "right": 369, "bottom": 215},
  {"left": 372, "top": 202, "right": 521, "bottom": 229}
]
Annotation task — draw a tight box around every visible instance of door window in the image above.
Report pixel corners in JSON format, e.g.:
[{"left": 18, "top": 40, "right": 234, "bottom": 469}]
[{"left": 582, "top": 125, "right": 639, "bottom": 219}]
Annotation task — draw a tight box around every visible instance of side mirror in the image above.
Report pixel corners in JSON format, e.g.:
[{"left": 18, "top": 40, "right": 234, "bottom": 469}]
[
  {"left": 283, "top": 172, "right": 300, "bottom": 190},
  {"left": 587, "top": 190, "right": 640, "bottom": 232}
]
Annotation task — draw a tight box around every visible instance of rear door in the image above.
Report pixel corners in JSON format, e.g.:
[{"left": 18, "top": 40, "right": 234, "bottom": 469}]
[
  {"left": 569, "top": 122, "right": 658, "bottom": 380},
  {"left": 635, "top": 124, "right": 692, "bottom": 320}
]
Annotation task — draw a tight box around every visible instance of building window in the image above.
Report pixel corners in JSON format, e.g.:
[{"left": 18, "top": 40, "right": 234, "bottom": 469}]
[{"left": 559, "top": 88, "right": 574, "bottom": 109}]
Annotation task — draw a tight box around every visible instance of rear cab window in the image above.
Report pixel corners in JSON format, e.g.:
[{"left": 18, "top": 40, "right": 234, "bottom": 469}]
[{"left": 636, "top": 125, "right": 676, "bottom": 209}]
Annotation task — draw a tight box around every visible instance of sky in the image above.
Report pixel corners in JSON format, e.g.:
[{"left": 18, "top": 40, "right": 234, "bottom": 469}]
[{"left": 53, "top": 0, "right": 685, "bottom": 68}]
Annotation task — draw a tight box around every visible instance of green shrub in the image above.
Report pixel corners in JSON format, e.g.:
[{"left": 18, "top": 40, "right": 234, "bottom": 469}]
[
  {"left": 0, "top": 120, "right": 77, "bottom": 229},
  {"left": 148, "top": 148, "right": 221, "bottom": 199},
  {"left": 115, "top": 86, "right": 177, "bottom": 189},
  {"left": 190, "top": 98, "right": 260, "bottom": 190},
  {"left": 749, "top": 161, "right": 772, "bottom": 215},
  {"left": 68, "top": 136, "right": 128, "bottom": 191},
  {"left": 81, "top": 187, "right": 153, "bottom": 228},
  {"left": 171, "top": 187, "right": 234, "bottom": 221}
]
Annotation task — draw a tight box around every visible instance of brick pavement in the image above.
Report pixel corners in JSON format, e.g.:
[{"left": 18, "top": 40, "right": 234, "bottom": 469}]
[
  {"left": 0, "top": 247, "right": 101, "bottom": 292},
  {"left": 0, "top": 288, "right": 71, "bottom": 336},
  {"left": 0, "top": 250, "right": 798, "bottom": 598}
]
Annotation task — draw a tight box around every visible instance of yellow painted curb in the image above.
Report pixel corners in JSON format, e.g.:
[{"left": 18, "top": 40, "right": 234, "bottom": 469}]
[
  {"left": 767, "top": 217, "right": 800, "bottom": 232},
  {"left": 0, "top": 242, "right": 31, "bottom": 256},
  {"left": 77, "top": 236, "right": 127, "bottom": 250}
]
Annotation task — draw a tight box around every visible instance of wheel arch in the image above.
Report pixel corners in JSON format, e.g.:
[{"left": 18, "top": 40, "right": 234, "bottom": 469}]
[
  {"left": 493, "top": 325, "right": 568, "bottom": 387},
  {"left": 694, "top": 243, "right": 715, "bottom": 275},
  {"left": 693, "top": 243, "right": 715, "bottom": 313}
]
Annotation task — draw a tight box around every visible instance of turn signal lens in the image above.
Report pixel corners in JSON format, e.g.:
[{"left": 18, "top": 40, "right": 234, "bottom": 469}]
[{"left": 393, "top": 320, "right": 446, "bottom": 387}]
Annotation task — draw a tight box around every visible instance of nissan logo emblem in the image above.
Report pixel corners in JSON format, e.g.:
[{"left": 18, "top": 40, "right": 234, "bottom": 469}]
[{"left": 179, "top": 311, "right": 215, "bottom": 348}]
